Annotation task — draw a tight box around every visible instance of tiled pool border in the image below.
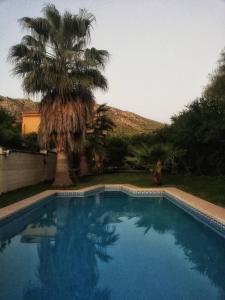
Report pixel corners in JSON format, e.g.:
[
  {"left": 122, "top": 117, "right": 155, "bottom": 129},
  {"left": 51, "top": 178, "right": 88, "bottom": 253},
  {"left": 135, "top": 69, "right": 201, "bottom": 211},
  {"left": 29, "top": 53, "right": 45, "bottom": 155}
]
[
  {"left": 164, "top": 193, "right": 225, "bottom": 238},
  {"left": 0, "top": 185, "right": 225, "bottom": 239}
]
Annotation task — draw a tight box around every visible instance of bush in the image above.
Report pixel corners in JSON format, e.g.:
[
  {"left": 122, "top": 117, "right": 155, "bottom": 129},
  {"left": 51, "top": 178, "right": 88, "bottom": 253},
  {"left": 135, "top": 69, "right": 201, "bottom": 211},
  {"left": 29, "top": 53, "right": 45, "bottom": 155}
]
[{"left": 0, "top": 108, "right": 21, "bottom": 148}]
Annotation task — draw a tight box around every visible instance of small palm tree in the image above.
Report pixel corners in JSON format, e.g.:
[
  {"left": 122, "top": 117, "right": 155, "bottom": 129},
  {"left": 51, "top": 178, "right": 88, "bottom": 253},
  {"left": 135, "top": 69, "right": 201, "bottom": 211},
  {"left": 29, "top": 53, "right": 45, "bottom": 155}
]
[
  {"left": 126, "top": 143, "right": 169, "bottom": 185},
  {"left": 90, "top": 103, "right": 115, "bottom": 136},
  {"left": 85, "top": 104, "right": 115, "bottom": 174},
  {"left": 9, "top": 4, "right": 109, "bottom": 186}
]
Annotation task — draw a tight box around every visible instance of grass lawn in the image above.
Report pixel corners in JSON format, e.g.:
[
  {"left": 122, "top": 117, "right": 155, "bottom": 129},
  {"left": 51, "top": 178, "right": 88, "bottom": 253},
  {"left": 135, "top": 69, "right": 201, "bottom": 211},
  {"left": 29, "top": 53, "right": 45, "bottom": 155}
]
[
  {"left": 0, "top": 182, "right": 52, "bottom": 209},
  {"left": 0, "top": 172, "right": 225, "bottom": 208}
]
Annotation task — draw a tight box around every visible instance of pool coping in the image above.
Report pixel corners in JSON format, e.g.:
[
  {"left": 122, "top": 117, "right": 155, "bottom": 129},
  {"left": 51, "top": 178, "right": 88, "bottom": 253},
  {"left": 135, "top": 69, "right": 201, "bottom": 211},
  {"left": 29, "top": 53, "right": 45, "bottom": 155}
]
[{"left": 1, "top": 184, "right": 225, "bottom": 238}]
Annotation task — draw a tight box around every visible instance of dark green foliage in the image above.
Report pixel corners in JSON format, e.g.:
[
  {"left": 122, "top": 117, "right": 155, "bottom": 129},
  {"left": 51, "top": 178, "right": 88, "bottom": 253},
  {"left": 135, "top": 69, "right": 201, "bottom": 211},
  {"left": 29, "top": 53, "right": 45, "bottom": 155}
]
[
  {"left": 155, "top": 97, "right": 225, "bottom": 175},
  {"left": 92, "top": 104, "right": 115, "bottom": 134},
  {"left": 103, "top": 134, "right": 168, "bottom": 170},
  {"left": 103, "top": 95, "right": 225, "bottom": 176},
  {"left": 85, "top": 104, "right": 115, "bottom": 172},
  {"left": 0, "top": 108, "right": 21, "bottom": 148},
  {"left": 0, "top": 107, "right": 40, "bottom": 151},
  {"left": 86, "top": 104, "right": 115, "bottom": 149},
  {"left": 204, "top": 50, "right": 225, "bottom": 99},
  {"left": 22, "top": 133, "right": 39, "bottom": 152},
  {"left": 104, "top": 137, "right": 129, "bottom": 168},
  {"left": 126, "top": 143, "right": 167, "bottom": 170}
]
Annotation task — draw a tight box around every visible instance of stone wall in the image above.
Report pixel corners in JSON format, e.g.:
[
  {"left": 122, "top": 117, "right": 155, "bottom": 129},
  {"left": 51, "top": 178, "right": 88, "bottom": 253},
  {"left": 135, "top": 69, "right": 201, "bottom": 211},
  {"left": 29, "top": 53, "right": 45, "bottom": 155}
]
[{"left": 0, "top": 151, "right": 56, "bottom": 194}]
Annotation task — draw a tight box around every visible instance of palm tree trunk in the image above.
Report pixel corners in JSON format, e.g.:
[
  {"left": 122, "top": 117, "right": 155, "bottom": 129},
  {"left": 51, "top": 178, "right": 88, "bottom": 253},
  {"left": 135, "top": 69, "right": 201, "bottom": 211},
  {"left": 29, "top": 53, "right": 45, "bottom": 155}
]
[
  {"left": 94, "top": 152, "right": 103, "bottom": 174},
  {"left": 79, "top": 151, "right": 90, "bottom": 176},
  {"left": 53, "top": 150, "right": 73, "bottom": 187}
]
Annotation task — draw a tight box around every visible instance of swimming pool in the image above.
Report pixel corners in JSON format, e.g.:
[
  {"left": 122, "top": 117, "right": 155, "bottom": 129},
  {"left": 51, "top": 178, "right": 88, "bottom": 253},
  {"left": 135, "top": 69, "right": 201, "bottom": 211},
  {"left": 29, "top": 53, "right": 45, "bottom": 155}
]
[{"left": 0, "top": 190, "right": 225, "bottom": 300}]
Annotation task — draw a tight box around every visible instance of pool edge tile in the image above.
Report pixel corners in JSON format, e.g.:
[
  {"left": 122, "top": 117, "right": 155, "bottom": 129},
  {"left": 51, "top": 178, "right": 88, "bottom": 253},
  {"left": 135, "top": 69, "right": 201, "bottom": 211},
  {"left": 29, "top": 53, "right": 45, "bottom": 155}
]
[{"left": 1, "top": 184, "right": 225, "bottom": 238}]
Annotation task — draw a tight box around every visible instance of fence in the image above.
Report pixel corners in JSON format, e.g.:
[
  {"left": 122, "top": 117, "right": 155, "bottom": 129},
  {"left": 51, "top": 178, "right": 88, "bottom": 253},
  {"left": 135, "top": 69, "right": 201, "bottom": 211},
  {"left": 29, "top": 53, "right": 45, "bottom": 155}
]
[{"left": 0, "top": 150, "right": 56, "bottom": 194}]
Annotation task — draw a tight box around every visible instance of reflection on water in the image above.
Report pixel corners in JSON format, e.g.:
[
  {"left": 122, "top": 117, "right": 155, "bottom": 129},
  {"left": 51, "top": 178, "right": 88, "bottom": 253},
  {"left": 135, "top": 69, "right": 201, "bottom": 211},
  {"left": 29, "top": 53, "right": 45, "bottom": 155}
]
[{"left": 0, "top": 192, "right": 225, "bottom": 300}]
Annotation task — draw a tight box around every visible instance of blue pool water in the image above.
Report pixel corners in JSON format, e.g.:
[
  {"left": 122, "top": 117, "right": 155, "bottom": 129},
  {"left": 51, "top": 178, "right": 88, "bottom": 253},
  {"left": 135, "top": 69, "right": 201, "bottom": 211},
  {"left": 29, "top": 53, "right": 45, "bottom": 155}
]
[{"left": 0, "top": 191, "right": 225, "bottom": 300}]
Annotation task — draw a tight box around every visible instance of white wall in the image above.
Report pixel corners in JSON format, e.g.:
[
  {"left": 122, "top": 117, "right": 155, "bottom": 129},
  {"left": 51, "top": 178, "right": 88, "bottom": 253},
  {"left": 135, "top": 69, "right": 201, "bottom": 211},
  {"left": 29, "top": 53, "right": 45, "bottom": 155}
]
[{"left": 0, "top": 151, "right": 56, "bottom": 194}]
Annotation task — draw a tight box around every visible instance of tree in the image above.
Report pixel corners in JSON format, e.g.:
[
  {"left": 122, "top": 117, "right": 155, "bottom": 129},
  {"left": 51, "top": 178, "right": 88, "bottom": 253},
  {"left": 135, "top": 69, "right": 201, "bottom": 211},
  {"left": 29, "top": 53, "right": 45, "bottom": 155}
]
[
  {"left": 0, "top": 108, "right": 21, "bottom": 148},
  {"left": 126, "top": 143, "right": 170, "bottom": 185},
  {"left": 204, "top": 50, "right": 225, "bottom": 99},
  {"left": 152, "top": 96, "right": 225, "bottom": 175},
  {"left": 126, "top": 143, "right": 169, "bottom": 169},
  {"left": 104, "top": 136, "right": 128, "bottom": 170},
  {"left": 22, "top": 132, "right": 39, "bottom": 152},
  {"left": 84, "top": 104, "right": 115, "bottom": 174},
  {"left": 9, "top": 4, "right": 109, "bottom": 186}
]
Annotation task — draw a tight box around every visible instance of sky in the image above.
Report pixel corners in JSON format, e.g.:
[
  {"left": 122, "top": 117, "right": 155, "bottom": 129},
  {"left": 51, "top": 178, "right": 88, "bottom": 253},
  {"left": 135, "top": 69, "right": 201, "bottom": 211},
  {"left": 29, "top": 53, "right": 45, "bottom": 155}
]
[{"left": 0, "top": 0, "right": 225, "bottom": 123}]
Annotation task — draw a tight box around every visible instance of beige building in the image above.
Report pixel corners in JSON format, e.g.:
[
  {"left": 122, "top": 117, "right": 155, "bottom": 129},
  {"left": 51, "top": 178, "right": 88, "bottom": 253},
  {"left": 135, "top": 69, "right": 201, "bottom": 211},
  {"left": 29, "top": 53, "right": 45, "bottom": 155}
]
[{"left": 22, "top": 111, "right": 40, "bottom": 135}]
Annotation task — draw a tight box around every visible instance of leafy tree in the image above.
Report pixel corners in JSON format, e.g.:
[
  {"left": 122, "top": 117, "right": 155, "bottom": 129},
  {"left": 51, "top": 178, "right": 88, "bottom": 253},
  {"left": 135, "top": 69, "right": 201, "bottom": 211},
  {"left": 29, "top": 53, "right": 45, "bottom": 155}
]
[
  {"left": 204, "top": 50, "right": 225, "bottom": 99},
  {"left": 0, "top": 108, "right": 21, "bottom": 148},
  {"left": 154, "top": 97, "right": 225, "bottom": 175},
  {"left": 22, "top": 132, "right": 40, "bottom": 152},
  {"left": 104, "top": 136, "right": 128, "bottom": 169},
  {"left": 9, "top": 4, "right": 109, "bottom": 186}
]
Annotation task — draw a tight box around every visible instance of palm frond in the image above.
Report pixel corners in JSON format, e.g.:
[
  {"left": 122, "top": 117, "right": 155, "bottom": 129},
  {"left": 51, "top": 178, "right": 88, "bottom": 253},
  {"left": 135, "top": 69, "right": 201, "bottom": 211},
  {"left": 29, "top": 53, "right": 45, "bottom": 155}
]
[
  {"left": 13, "top": 61, "right": 36, "bottom": 76},
  {"left": 71, "top": 68, "right": 108, "bottom": 91},
  {"left": 42, "top": 3, "right": 61, "bottom": 31},
  {"left": 8, "top": 44, "right": 29, "bottom": 62},
  {"left": 85, "top": 48, "right": 109, "bottom": 69},
  {"left": 78, "top": 8, "right": 95, "bottom": 41},
  {"left": 96, "top": 103, "right": 110, "bottom": 113},
  {"left": 19, "top": 17, "right": 50, "bottom": 41}
]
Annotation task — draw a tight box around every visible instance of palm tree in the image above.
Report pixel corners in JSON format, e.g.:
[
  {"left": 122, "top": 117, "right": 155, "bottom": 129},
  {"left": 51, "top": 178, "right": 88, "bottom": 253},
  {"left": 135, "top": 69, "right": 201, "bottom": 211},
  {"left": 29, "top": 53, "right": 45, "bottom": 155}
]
[
  {"left": 82, "top": 104, "right": 115, "bottom": 175},
  {"left": 126, "top": 143, "right": 169, "bottom": 185},
  {"left": 90, "top": 104, "right": 115, "bottom": 136},
  {"left": 9, "top": 4, "right": 109, "bottom": 186}
]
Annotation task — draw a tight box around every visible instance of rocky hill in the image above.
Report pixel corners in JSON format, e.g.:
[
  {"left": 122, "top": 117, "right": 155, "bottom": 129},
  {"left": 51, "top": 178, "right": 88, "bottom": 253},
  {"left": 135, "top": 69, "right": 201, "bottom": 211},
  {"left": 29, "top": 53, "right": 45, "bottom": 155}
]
[
  {"left": 0, "top": 96, "right": 163, "bottom": 136},
  {"left": 107, "top": 106, "right": 163, "bottom": 136},
  {"left": 0, "top": 96, "right": 38, "bottom": 120}
]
